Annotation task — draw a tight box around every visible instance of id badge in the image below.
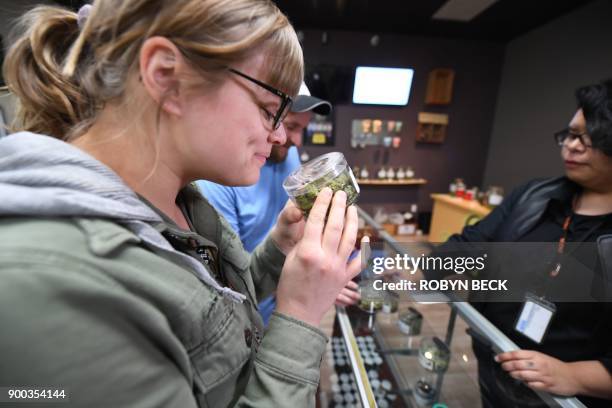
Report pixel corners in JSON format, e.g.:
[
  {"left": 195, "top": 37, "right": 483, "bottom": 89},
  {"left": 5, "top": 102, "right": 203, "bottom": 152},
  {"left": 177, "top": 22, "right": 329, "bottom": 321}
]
[{"left": 514, "top": 293, "right": 556, "bottom": 344}]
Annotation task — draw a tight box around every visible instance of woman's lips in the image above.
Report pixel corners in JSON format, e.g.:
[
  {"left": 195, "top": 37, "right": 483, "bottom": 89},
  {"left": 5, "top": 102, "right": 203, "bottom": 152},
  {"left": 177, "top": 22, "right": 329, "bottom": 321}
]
[
  {"left": 254, "top": 153, "right": 268, "bottom": 165},
  {"left": 564, "top": 160, "right": 585, "bottom": 168}
]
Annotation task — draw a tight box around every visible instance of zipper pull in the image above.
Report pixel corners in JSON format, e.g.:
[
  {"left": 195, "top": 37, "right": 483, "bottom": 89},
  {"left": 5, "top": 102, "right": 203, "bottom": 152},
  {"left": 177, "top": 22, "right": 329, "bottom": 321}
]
[{"left": 196, "top": 246, "right": 210, "bottom": 265}]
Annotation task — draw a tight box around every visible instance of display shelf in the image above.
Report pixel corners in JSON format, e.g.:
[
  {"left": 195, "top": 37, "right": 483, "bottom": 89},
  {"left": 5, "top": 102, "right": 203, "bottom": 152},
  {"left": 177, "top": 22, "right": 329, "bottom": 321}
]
[{"left": 356, "top": 178, "right": 427, "bottom": 186}]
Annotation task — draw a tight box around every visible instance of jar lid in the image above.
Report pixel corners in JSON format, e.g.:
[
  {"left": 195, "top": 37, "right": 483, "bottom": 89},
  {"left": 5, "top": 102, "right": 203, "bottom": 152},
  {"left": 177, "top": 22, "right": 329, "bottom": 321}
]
[{"left": 283, "top": 152, "right": 348, "bottom": 196}]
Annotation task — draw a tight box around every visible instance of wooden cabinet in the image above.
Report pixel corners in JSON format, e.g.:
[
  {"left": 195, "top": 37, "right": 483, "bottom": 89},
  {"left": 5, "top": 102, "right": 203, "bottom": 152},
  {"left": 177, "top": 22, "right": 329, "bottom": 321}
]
[
  {"left": 425, "top": 68, "right": 455, "bottom": 105},
  {"left": 429, "top": 194, "right": 491, "bottom": 242}
]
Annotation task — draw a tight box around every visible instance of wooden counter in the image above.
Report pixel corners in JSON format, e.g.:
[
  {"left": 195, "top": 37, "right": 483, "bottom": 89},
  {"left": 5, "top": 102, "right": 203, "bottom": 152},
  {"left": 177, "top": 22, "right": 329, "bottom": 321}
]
[{"left": 428, "top": 193, "right": 491, "bottom": 243}]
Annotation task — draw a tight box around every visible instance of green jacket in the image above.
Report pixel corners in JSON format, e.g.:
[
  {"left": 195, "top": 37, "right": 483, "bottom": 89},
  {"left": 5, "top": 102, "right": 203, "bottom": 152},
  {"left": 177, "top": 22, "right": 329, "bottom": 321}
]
[{"left": 0, "top": 184, "right": 327, "bottom": 407}]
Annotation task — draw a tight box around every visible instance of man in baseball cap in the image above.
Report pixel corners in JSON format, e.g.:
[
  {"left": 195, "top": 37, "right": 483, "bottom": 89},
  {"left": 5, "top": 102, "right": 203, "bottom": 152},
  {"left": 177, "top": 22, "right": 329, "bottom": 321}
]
[{"left": 268, "top": 82, "right": 331, "bottom": 163}]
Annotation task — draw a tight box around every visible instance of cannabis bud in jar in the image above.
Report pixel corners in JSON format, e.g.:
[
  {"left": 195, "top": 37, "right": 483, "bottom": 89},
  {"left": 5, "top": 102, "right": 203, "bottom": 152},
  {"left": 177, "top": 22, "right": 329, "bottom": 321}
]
[{"left": 283, "top": 152, "right": 360, "bottom": 217}]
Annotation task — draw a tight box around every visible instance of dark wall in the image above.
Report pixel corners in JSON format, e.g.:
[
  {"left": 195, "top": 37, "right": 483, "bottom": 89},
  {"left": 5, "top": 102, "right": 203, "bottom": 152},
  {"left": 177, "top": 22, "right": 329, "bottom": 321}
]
[
  {"left": 297, "top": 29, "right": 505, "bottom": 213},
  {"left": 483, "top": 0, "right": 612, "bottom": 192}
]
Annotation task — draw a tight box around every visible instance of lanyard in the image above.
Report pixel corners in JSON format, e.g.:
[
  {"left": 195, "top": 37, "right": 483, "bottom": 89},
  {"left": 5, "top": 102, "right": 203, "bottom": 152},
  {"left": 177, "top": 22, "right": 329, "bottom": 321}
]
[{"left": 548, "top": 195, "right": 604, "bottom": 279}]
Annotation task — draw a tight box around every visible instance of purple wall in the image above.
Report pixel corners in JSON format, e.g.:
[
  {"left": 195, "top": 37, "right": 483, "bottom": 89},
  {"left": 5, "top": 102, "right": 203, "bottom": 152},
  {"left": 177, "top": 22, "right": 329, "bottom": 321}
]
[{"left": 298, "top": 30, "right": 505, "bottom": 215}]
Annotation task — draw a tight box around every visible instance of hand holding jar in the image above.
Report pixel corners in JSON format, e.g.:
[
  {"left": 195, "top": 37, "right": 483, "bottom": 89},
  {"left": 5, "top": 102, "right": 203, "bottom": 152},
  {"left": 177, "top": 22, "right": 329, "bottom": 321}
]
[{"left": 276, "top": 188, "right": 367, "bottom": 327}]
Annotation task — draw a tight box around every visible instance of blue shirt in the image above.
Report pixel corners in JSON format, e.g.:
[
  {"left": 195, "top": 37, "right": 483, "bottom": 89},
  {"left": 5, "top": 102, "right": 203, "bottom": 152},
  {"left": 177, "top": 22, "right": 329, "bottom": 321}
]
[{"left": 196, "top": 147, "right": 301, "bottom": 252}]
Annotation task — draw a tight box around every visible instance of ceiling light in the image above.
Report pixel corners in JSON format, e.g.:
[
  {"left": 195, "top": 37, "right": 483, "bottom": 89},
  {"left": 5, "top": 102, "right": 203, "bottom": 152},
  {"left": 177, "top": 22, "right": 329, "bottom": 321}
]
[{"left": 432, "top": 0, "right": 499, "bottom": 22}]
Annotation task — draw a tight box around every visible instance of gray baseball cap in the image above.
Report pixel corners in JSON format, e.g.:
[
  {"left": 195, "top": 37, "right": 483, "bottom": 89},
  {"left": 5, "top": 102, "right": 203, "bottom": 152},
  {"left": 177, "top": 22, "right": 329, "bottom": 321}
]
[{"left": 291, "top": 82, "right": 332, "bottom": 115}]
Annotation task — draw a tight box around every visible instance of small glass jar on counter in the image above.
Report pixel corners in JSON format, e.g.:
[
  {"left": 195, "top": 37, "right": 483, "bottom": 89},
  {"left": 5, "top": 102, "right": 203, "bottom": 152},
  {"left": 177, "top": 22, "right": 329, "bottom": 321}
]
[
  {"left": 413, "top": 377, "right": 436, "bottom": 407},
  {"left": 418, "top": 337, "right": 450, "bottom": 373},
  {"left": 397, "top": 307, "right": 423, "bottom": 335},
  {"left": 382, "top": 291, "right": 399, "bottom": 313},
  {"left": 358, "top": 279, "right": 385, "bottom": 313}
]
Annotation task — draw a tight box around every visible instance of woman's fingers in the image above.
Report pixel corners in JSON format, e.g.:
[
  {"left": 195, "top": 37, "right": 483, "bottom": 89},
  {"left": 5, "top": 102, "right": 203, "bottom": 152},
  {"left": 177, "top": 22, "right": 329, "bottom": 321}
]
[
  {"left": 337, "top": 205, "right": 358, "bottom": 260},
  {"left": 280, "top": 200, "right": 303, "bottom": 224},
  {"left": 321, "top": 191, "right": 347, "bottom": 254},
  {"left": 335, "top": 290, "right": 360, "bottom": 306},
  {"left": 526, "top": 382, "right": 548, "bottom": 391},
  {"left": 340, "top": 285, "right": 361, "bottom": 300},
  {"left": 501, "top": 360, "right": 538, "bottom": 372},
  {"left": 346, "top": 250, "right": 365, "bottom": 279},
  {"left": 302, "top": 188, "right": 333, "bottom": 243},
  {"left": 345, "top": 280, "right": 358, "bottom": 290},
  {"left": 496, "top": 350, "right": 535, "bottom": 363},
  {"left": 509, "top": 370, "right": 543, "bottom": 382}
]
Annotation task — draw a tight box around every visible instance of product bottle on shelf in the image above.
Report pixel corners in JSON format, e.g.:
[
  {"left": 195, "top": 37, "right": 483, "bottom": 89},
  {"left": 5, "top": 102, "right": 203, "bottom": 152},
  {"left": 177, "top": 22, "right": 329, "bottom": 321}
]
[
  {"left": 377, "top": 167, "right": 387, "bottom": 180},
  {"left": 405, "top": 166, "right": 415, "bottom": 179},
  {"left": 396, "top": 167, "right": 406, "bottom": 180},
  {"left": 487, "top": 186, "right": 504, "bottom": 207},
  {"left": 454, "top": 178, "right": 466, "bottom": 198},
  {"left": 402, "top": 203, "right": 419, "bottom": 235},
  {"left": 386, "top": 167, "right": 396, "bottom": 180},
  {"left": 360, "top": 166, "right": 369, "bottom": 180}
]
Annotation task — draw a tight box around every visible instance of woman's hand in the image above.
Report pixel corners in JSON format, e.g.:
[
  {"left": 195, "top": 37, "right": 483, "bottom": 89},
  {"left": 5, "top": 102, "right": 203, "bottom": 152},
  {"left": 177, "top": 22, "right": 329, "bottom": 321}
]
[
  {"left": 275, "top": 188, "right": 365, "bottom": 327},
  {"left": 496, "top": 350, "right": 581, "bottom": 396},
  {"left": 269, "top": 200, "right": 305, "bottom": 255}
]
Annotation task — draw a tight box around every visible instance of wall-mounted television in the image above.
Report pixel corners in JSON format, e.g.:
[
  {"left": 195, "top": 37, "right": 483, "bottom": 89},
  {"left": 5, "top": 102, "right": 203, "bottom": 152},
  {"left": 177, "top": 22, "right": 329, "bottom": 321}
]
[{"left": 352, "top": 66, "right": 414, "bottom": 106}]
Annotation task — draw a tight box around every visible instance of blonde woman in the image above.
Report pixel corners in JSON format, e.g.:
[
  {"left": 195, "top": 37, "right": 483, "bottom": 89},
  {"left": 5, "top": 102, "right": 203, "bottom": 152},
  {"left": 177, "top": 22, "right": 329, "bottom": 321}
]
[{"left": 0, "top": 1, "right": 363, "bottom": 406}]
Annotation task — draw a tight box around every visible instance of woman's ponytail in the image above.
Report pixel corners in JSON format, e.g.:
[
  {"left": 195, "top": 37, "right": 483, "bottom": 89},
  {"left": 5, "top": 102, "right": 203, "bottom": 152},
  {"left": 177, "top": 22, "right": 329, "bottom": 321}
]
[{"left": 3, "top": 6, "right": 86, "bottom": 139}]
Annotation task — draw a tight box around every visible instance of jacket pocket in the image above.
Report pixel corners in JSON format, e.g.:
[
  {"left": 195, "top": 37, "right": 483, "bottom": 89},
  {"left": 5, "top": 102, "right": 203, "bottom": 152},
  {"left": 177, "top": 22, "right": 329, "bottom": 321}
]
[{"left": 188, "top": 291, "right": 252, "bottom": 407}]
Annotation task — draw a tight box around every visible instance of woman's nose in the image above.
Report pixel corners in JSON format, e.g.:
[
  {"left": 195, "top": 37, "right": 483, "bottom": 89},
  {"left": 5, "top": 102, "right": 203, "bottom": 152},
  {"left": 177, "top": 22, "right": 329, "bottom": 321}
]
[
  {"left": 269, "top": 125, "right": 287, "bottom": 146},
  {"left": 565, "top": 137, "right": 585, "bottom": 152}
]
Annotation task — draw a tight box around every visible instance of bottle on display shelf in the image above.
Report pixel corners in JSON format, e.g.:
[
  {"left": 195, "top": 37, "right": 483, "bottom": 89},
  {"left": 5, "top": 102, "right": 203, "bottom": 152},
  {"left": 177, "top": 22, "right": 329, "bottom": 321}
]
[
  {"left": 487, "top": 186, "right": 504, "bottom": 207},
  {"left": 465, "top": 187, "right": 478, "bottom": 201},
  {"left": 377, "top": 167, "right": 387, "bottom": 179},
  {"left": 405, "top": 166, "right": 415, "bottom": 179},
  {"left": 386, "top": 167, "right": 395, "bottom": 180},
  {"left": 396, "top": 167, "right": 406, "bottom": 180},
  {"left": 454, "top": 178, "right": 466, "bottom": 198},
  {"left": 400, "top": 203, "right": 418, "bottom": 235},
  {"left": 360, "top": 166, "right": 369, "bottom": 179}
]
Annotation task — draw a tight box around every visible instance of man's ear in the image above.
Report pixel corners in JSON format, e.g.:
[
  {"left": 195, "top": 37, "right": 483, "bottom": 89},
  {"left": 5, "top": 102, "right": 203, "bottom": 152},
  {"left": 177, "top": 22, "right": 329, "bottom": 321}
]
[{"left": 139, "top": 36, "right": 184, "bottom": 116}]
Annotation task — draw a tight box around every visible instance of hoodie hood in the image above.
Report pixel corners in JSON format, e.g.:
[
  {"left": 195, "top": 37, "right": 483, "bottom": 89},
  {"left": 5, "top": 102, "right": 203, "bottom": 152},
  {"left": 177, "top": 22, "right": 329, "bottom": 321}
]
[{"left": 0, "top": 132, "right": 245, "bottom": 302}]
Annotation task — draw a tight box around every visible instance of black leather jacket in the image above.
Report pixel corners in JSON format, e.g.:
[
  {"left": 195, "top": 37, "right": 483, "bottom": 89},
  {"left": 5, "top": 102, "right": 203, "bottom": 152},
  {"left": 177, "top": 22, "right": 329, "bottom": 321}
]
[{"left": 448, "top": 176, "right": 612, "bottom": 276}]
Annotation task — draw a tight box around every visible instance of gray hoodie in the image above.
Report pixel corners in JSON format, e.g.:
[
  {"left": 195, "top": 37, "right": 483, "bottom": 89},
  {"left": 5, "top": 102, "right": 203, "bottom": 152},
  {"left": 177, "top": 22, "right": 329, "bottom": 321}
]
[{"left": 0, "top": 132, "right": 245, "bottom": 302}]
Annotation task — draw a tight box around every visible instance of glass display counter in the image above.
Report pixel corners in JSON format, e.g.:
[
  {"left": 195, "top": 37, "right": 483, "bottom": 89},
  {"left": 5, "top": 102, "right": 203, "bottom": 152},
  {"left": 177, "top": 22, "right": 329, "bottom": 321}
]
[{"left": 317, "top": 206, "right": 588, "bottom": 408}]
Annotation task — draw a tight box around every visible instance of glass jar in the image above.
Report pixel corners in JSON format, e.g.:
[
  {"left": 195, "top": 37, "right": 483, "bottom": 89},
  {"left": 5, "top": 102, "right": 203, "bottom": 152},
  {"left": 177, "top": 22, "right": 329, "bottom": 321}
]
[
  {"left": 397, "top": 307, "right": 423, "bottom": 335},
  {"left": 418, "top": 337, "right": 450, "bottom": 373},
  {"left": 382, "top": 291, "right": 399, "bottom": 313},
  {"left": 413, "top": 377, "right": 436, "bottom": 407},
  {"left": 358, "top": 279, "right": 385, "bottom": 313},
  {"left": 283, "top": 152, "right": 360, "bottom": 217}
]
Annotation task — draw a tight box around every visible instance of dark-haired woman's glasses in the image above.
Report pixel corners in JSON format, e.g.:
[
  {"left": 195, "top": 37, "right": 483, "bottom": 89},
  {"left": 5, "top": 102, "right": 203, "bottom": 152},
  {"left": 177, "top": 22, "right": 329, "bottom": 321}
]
[
  {"left": 228, "top": 68, "right": 293, "bottom": 130},
  {"left": 554, "top": 128, "right": 593, "bottom": 149}
]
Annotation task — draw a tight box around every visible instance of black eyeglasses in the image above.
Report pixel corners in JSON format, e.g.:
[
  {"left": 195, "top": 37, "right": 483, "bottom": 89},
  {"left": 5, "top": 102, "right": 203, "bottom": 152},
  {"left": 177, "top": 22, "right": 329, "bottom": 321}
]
[
  {"left": 228, "top": 68, "right": 293, "bottom": 130},
  {"left": 554, "top": 128, "right": 593, "bottom": 149}
]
